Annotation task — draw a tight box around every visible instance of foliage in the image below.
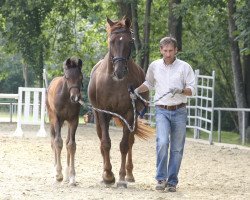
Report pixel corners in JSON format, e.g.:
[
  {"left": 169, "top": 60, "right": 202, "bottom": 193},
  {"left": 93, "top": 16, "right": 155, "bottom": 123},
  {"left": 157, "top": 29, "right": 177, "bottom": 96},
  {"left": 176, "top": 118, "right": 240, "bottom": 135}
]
[
  {"left": 0, "top": 0, "right": 54, "bottom": 86},
  {"left": 0, "top": 52, "right": 25, "bottom": 93},
  {"left": 235, "top": 0, "right": 250, "bottom": 54},
  {"left": 0, "top": 0, "right": 249, "bottom": 132}
]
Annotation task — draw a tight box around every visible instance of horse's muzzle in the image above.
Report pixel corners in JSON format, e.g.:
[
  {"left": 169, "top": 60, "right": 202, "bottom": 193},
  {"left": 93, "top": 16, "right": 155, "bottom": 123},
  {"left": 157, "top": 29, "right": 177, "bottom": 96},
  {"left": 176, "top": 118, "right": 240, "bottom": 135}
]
[
  {"left": 114, "top": 64, "right": 128, "bottom": 80},
  {"left": 70, "top": 94, "right": 81, "bottom": 103}
]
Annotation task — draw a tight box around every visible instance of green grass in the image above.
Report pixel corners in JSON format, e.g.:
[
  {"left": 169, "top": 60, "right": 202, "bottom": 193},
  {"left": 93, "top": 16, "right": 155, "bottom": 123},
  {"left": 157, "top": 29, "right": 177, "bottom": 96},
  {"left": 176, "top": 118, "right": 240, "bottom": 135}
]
[{"left": 187, "top": 128, "right": 250, "bottom": 147}]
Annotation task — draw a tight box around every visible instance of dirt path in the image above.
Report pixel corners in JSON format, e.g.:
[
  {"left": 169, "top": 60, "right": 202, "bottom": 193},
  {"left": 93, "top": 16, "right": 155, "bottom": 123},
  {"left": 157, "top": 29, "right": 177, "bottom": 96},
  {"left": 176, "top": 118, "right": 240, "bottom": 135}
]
[{"left": 0, "top": 123, "right": 250, "bottom": 200}]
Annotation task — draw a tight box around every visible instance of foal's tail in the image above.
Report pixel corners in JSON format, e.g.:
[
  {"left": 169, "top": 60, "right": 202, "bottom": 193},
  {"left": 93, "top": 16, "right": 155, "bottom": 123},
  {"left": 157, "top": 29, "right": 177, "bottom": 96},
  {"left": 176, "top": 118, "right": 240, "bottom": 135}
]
[{"left": 113, "top": 117, "right": 155, "bottom": 140}]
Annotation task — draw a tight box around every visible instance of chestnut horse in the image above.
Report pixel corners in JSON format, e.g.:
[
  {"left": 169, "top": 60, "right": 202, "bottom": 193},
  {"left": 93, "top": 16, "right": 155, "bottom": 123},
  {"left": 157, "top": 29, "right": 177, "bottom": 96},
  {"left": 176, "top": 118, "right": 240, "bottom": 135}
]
[
  {"left": 88, "top": 17, "right": 149, "bottom": 188},
  {"left": 46, "top": 57, "right": 83, "bottom": 186}
]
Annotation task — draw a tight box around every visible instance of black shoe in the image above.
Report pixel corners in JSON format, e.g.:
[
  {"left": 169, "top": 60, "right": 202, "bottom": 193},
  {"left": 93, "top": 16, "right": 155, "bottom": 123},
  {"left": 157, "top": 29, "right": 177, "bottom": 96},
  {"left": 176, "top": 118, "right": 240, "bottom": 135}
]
[{"left": 166, "top": 183, "right": 176, "bottom": 192}]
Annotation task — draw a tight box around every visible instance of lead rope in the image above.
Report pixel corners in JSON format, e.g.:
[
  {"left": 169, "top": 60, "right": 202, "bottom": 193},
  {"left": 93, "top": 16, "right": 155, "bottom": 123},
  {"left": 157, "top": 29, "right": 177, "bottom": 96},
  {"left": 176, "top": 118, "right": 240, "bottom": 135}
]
[
  {"left": 79, "top": 91, "right": 172, "bottom": 133},
  {"left": 79, "top": 97, "right": 137, "bottom": 132},
  {"left": 134, "top": 91, "right": 172, "bottom": 105}
]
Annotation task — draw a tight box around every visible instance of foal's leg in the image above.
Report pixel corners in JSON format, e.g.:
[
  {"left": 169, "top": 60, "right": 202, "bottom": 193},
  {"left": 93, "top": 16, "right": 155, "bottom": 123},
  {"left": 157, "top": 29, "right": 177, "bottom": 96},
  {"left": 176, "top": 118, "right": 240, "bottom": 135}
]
[
  {"left": 95, "top": 112, "right": 115, "bottom": 185},
  {"left": 50, "top": 124, "right": 56, "bottom": 167},
  {"left": 53, "top": 119, "right": 63, "bottom": 182},
  {"left": 65, "top": 119, "right": 78, "bottom": 186},
  {"left": 126, "top": 133, "right": 135, "bottom": 182}
]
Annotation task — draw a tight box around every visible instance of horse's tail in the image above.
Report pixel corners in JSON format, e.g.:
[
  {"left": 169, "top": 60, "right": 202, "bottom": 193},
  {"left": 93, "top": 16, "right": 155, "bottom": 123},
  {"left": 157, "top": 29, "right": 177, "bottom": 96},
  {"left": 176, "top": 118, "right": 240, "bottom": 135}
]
[{"left": 113, "top": 117, "right": 155, "bottom": 140}]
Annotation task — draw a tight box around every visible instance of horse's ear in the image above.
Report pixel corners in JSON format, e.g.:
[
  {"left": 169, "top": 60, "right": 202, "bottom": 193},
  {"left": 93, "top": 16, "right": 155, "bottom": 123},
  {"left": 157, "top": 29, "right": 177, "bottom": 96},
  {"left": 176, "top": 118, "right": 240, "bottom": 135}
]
[
  {"left": 124, "top": 17, "right": 131, "bottom": 28},
  {"left": 107, "top": 17, "right": 115, "bottom": 26},
  {"left": 66, "top": 58, "right": 71, "bottom": 68},
  {"left": 78, "top": 59, "right": 83, "bottom": 69}
]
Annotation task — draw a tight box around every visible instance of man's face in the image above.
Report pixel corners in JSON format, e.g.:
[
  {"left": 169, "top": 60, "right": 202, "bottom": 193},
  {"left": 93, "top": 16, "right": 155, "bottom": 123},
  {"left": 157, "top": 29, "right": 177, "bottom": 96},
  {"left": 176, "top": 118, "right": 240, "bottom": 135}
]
[{"left": 160, "top": 44, "right": 177, "bottom": 65}]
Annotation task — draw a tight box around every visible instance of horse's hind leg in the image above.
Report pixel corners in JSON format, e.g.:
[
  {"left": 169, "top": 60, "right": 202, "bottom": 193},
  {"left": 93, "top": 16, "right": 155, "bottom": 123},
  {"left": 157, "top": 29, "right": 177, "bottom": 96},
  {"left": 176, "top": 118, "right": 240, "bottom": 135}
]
[
  {"left": 53, "top": 120, "right": 63, "bottom": 182},
  {"left": 126, "top": 133, "right": 135, "bottom": 182},
  {"left": 65, "top": 120, "right": 78, "bottom": 186}
]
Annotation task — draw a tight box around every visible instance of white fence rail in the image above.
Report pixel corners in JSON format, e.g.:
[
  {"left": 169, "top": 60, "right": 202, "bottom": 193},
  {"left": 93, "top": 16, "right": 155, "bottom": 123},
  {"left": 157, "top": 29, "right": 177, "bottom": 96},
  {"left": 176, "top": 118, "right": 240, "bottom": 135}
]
[
  {"left": 0, "top": 88, "right": 47, "bottom": 137},
  {"left": 0, "top": 94, "right": 18, "bottom": 123},
  {"left": 14, "top": 87, "right": 47, "bottom": 137},
  {"left": 215, "top": 108, "right": 250, "bottom": 145}
]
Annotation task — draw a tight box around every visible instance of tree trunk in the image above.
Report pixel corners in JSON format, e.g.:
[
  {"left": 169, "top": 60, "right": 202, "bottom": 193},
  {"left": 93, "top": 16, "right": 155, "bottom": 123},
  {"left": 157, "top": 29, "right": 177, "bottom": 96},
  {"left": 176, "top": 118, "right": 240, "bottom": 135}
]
[
  {"left": 116, "top": 0, "right": 132, "bottom": 19},
  {"left": 243, "top": 53, "right": 250, "bottom": 141},
  {"left": 243, "top": 54, "right": 250, "bottom": 108},
  {"left": 131, "top": 0, "right": 142, "bottom": 66},
  {"left": 168, "top": 0, "right": 182, "bottom": 51},
  {"left": 243, "top": 0, "right": 250, "bottom": 141},
  {"left": 22, "top": 63, "right": 28, "bottom": 87},
  {"left": 141, "top": 0, "right": 152, "bottom": 72},
  {"left": 227, "top": 0, "right": 248, "bottom": 140},
  {"left": 38, "top": 45, "right": 44, "bottom": 88}
]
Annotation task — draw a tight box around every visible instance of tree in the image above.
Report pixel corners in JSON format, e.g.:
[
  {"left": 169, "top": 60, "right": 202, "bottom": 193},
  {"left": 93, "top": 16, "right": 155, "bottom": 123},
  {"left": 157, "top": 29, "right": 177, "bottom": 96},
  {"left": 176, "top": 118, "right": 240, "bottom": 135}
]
[
  {"left": 227, "top": 0, "right": 248, "bottom": 140},
  {"left": 131, "top": 0, "right": 142, "bottom": 65},
  {"left": 168, "top": 0, "right": 182, "bottom": 51},
  {"left": 1, "top": 0, "right": 54, "bottom": 87},
  {"left": 141, "top": 0, "right": 152, "bottom": 71},
  {"left": 116, "top": 0, "right": 132, "bottom": 19}
]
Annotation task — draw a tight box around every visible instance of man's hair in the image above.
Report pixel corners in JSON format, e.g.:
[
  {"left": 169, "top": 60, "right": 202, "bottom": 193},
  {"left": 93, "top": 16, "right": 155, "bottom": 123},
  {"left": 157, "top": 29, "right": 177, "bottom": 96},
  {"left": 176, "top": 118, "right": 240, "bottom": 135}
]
[{"left": 159, "top": 36, "right": 177, "bottom": 48}]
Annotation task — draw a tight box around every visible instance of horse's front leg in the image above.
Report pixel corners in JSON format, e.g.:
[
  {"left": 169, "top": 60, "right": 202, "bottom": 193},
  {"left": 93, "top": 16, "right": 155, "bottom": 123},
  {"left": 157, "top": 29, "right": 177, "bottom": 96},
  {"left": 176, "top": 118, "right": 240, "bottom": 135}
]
[
  {"left": 96, "top": 112, "right": 115, "bottom": 185},
  {"left": 65, "top": 119, "right": 78, "bottom": 186},
  {"left": 126, "top": 133, "right": 135, "bottom": 182},
  {"left": 53, "top": 119, "right": 63, "bottom": 182},
  {"left": 117, "top": 125, "right": 130, "bottom": 188}
]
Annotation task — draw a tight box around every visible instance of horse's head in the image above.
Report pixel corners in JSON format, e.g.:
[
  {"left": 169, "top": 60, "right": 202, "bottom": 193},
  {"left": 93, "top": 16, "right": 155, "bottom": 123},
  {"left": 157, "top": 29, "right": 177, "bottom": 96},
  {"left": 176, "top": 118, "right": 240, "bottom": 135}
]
[
  {"left": 107, "top": 17, "right": 134, "bottom": 80},
  {"left": 63, "top": 57, "right": 83, "bottom": 103}
]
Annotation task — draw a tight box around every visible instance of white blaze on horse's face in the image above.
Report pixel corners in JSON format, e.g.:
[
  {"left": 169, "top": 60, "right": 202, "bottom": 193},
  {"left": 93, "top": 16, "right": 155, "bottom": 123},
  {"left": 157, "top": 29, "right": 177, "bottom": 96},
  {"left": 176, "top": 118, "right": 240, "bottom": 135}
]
[{"left": 119, "top": 37, "right": 123, "bottom": 40}]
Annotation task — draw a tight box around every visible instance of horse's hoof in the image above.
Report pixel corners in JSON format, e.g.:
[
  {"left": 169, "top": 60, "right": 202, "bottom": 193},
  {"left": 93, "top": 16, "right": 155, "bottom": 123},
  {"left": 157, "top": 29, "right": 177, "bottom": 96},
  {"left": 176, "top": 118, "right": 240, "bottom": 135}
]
[
  {"left": 56, "top": 174, "right": 63, "bottom": 182},
  {"left": 102, "top": 171, "right": 115, "bottom": 185},
  {"left": 102, "top": 178, "right": 116, "bottom": 186},
  {"left": 117, "top": 181, "right": 127, "bottom": 188},
  {"left": 126, "top": 175, "right": 135, "bottom": 183},
  {"left": 68, "top": 177, "right": 76, "bottom": 186}
]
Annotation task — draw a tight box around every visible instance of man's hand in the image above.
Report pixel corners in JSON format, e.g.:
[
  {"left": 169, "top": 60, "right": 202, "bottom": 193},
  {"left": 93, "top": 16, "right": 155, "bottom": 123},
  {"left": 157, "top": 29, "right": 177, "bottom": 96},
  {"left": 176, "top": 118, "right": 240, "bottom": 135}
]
[
  {"left": 169, "top": 88, "right": 183, "bottom": 96},
  {"left": 130, "top": 88, "right": 139, "bottom": 100}
]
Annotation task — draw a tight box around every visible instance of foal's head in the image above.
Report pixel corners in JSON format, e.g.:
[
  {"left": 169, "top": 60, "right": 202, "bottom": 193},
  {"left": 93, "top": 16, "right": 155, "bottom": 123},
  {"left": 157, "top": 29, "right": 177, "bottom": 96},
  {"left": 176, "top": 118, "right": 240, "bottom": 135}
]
[
  {"left": 63, "top": 57, "right": 83, "bottom": 103},
  {"left": 107, "top": 17, "right": 134, "bottom": 80}
]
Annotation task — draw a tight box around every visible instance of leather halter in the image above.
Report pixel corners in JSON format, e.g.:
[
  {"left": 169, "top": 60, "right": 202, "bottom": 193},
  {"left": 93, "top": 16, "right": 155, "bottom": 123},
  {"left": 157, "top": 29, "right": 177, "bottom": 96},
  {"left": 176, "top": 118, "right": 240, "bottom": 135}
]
[
  {"left": 109, "top": 28, "right": 134, "bottom": 64},
  {"left": 63, "top": 75, "right": 82, "bottom": 93}
]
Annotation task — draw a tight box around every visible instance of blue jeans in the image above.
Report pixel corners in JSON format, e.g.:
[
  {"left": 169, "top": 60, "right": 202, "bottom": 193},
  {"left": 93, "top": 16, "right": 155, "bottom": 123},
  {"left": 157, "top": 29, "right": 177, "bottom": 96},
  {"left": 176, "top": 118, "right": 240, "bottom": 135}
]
[{"left": 155, "top": 106, "right": 187, "bottom": 186}]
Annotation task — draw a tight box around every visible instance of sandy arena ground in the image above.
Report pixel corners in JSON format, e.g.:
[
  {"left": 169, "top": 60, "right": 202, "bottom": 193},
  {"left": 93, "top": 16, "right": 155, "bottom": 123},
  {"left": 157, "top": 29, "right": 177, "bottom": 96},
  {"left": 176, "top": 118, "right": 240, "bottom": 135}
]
[{"left": 0, "top": 123, "right": 250, "bottom": 200}]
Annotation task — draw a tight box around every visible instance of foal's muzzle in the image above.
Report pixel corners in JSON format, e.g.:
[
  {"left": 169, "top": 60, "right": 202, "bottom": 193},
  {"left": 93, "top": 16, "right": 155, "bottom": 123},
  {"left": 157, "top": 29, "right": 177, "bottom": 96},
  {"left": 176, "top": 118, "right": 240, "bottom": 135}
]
[{"left": 69, "top": 86, "right": 81, "bottom": 103}]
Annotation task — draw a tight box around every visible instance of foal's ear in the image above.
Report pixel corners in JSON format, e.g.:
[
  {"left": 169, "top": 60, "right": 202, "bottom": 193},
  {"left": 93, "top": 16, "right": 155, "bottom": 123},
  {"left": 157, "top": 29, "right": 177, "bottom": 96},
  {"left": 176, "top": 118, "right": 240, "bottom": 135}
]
[
  {"left": 66, "top": 58, "right": 71, "bottom": 68},
  {"left": 78, "top": 59, "right": 83, "bottom": 68},
  {"left": 107, "top": 17, "right": 115, "bottom": 26}
]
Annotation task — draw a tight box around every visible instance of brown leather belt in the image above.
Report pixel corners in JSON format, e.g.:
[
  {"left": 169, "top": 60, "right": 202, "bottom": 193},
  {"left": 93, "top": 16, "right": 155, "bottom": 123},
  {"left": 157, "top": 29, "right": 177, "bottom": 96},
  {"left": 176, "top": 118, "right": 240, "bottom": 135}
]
[{"left": 157, "top": 103, "right": 186, "bottom": 111}]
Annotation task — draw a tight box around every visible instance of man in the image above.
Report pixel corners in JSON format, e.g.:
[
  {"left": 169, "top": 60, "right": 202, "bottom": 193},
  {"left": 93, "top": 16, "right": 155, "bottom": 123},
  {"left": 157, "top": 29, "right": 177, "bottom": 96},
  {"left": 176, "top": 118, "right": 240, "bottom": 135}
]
[{"left": 133, "top": 36, "right": 195, "bottom": 192}]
